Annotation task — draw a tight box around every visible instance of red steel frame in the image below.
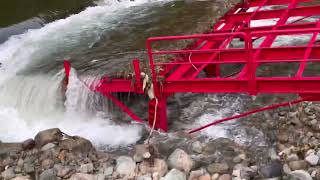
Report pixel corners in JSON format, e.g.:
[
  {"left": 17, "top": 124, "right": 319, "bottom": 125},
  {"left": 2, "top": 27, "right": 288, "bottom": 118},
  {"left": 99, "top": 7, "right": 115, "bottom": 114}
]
[{"left": 65, "top": 0, "right": 320, "bottom": 133}]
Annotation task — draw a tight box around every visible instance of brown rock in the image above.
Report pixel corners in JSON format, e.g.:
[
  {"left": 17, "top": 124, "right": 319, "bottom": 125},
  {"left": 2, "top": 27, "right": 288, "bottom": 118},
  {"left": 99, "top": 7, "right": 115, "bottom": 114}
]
[
  {"left": 289, "top": 160, "right": 309, "bottom": 171},
  {"left": 41, "top": 159, "right": 55, "bottom": 170},
  {"left": 277, "top": 132, "right": 289, "bottom": 143},
  {"left": 22, "top": 139, "right": 35, "bottom": 150},
  {"left": 198, "top": 174, "right": 211, "bottom": 180},
  {"left": 34, "top": 128, "right": 63, "bottom": 147},
  {"left": 60, "top": 136, "right": 93, "bottom": 154},
  {"left": 207, "top": 163, "right": 229, "bottom": 174}
]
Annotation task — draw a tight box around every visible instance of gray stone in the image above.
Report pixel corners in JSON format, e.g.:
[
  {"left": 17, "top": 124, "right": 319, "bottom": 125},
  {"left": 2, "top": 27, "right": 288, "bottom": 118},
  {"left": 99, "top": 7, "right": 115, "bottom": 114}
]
[
  {"left": 34, "top": 128, "right": 63, "bottom": 147},
  {"left": 137, "top": 174, "right": 152, "bottom": 180},
  {"left": 191, "top": 141, "right": 202, "bottom": 153},
  {"left": 283, "top": 164, "right": 291, "bottom": 174},
  {"left": 103, "top": 166, "right": 113, "bottom": 176},
  {"left": 260, "top": 161, "right": 283, "bottom": 178},
  {"left": 80, "top": 163, "right": 94, "bottom": 173},
  {"left": 24, "top": 162, "right": 35, "bottom": 173},
  {"left": 1, "top": 167, "right": 15, "bottom": 180},
  {"left": 168, "top": 149, "right": 194, "bottom": 173},
  {"left": 69, "top": 173, "right": 95, "bottom": 180},
  {"left": 96, "top": 174, "right": 106, "bottom": 180},
  {"left": 41, "top": 143, "right": 56, "bottom": 151},
  {"left": 288, "top": 170, "right": 312, "bottom": 180},
  {"left": 17, "top": 158, "right": 24, "bottom": 167},
  {"left": 12, "top": 176, "right": 31, "bottom": 180},
  {"left": 305, "top": 153, "right": 319, "bottom": 166},
  {"left": 288, "top": 160, "right": 309, "bottom": 170},
  {"left": 39, "top": 169, "right": 57, "bottom": 180},
  {"left": 115, "top": 156, "right": 136, "bottom": 178},
  {"left": 287, "top": 154, "right": 299, "bottom": 162},
  {"left": 207, "top": 163, "right": 229, "bottom": 174},
  {"left": 162, "top": 169, "right": 186, "bottom": 180}
]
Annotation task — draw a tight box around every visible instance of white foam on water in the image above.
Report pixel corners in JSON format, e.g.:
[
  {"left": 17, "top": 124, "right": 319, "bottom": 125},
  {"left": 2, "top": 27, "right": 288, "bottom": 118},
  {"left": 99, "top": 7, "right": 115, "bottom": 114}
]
[{"left": 0, "top": 0, "right": 169, "bottom": 147}]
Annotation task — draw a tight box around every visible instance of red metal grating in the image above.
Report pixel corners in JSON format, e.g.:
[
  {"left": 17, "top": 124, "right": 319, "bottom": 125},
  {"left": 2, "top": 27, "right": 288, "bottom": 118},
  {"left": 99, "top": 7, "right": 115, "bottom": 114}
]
[{"left": 66, "top": 0, "right": 320, "bottom": 133}]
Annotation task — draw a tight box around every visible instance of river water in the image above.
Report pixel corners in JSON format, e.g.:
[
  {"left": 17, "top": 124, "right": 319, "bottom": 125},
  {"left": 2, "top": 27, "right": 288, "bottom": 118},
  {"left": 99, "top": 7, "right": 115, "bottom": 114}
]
[{"left": 0, "top": 0, "right": 238, "bottom": 147}]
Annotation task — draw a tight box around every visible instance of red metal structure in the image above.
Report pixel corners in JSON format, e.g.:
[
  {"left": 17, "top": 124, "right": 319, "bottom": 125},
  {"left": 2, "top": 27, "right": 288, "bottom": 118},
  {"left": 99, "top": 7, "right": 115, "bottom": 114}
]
[{"left": 64, "top": 0, "right": 320, "bottom": 133}]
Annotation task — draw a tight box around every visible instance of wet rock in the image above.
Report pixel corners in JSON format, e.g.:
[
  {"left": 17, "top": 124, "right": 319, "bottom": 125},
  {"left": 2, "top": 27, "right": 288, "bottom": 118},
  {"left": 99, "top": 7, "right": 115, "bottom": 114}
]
[
  {"left": 162, "top": 168, "right": 186, "bottom": 180},
  {"left": 207, "top": 163, "right": 229, "bottom": 174},
  {"left": 260, "top": 161, "right": 283, "bottom": 178},
  {"left": 191, "top": 141, "right": 202, "bottom": 153},
  {"left": 218, "top": 174, "right": 232, "bottom": 180},
  {"left": 22, "top": 139, "right": 35, "bottom": 150},
  {"left": 34, "top": 128, "right": 63, "bottom": 147},
  {"left": 69, "top": 173, "right": 96, "bottom": 180},
  {"left": 288, "top": 160, "right": 308, "bottom": 170},
  {"left": 305, "top": 153, "right": 319, "bottom": 166},
  {"left": 60, "top": 136, "right": 93, "bottom": 154},
  {"left": 115, "top": 156, "right": 136, "bottom": 178},
  {"left": 288, "top": 170, "right": 312, "bottom": 180},
  {"left": 41, "top": 143, "right": 56, "bottom": 151},
  {"left": 139, "top": 158, "right": 168, "bottom": 177},
  {"left": 39, "top": 168, "right": 57, "bottom": 180},
  {"left": 1, "top": 167, "right": 15, "bottom": 180},
  {"left": 168, "top": 149, "right": 194, "bottom": 173}
]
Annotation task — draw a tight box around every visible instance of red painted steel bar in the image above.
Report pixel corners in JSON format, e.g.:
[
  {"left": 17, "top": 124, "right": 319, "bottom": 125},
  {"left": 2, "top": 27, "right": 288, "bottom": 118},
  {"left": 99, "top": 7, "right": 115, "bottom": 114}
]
[
  {"left": 75, "top": 0, "right": 320, "bottom": 132},
  {"left": 189, "top": 97, "right": 309, "bottom": 134}
]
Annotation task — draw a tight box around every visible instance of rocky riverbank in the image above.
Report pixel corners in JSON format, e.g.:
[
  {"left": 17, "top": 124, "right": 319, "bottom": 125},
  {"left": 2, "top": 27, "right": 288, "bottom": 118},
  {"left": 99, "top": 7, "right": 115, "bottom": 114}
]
[{"left": 2, "top": 101, "right": 320, "bottom": 180}]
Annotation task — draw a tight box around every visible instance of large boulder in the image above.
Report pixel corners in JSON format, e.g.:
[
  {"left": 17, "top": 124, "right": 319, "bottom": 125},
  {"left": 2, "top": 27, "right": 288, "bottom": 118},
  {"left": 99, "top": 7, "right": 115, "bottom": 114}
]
[
  {"left": 139, "top": 158, "right": 168, "bottom": 177},
  {"left": 60, "top": 136, "right": 93, "bottom": 154},
  {"left": 34, "top": 128, "right": 63, "bottom": 148},
  {"left": 168, "top": 149, "right": 194, "bottom": 173},
  {"left": 162, "top": 169, "right": 186, "bottom": 180},
  {"left": 115, "top": 156, "right": 136, "bottom": 178}
]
